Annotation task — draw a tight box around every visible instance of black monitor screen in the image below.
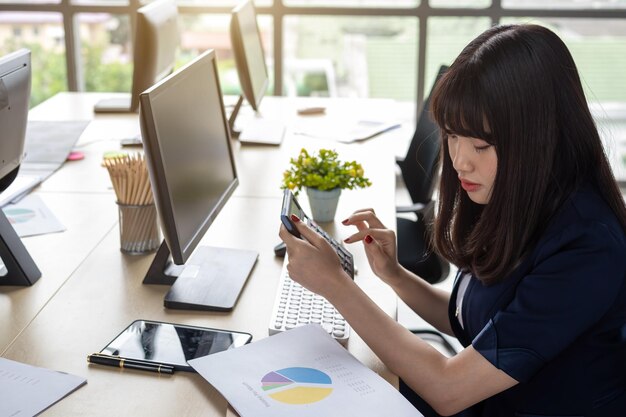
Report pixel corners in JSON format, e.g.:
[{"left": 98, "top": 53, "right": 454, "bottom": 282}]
[{"left": 140, "top": 49, "right": 238, "bottom": 264}]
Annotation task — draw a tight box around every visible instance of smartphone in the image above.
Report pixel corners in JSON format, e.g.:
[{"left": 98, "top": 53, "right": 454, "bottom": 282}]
[
  {"left": 280, "top": 189, "right": 354, "bottom": 278},
  {"left": 99, "top": 319, "right": 252, "bottom": 372}
]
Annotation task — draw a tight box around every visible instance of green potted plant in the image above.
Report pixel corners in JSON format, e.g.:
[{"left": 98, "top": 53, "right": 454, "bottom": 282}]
[{"left": 281, "top": 148, "right": 372, "bottom": 222}]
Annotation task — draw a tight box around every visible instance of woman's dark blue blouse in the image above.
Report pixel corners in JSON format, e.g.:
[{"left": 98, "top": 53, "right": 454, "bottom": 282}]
[{"left": 449, "top": 186, "right": 626, "bottom": 416}]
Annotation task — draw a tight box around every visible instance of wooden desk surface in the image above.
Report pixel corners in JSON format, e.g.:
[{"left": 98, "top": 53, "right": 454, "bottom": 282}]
[
  {"left": 0, "top": 192, "right": 118, "bottom": 353},
  {"left": 2, "top": 92, "right": 404, "bottom": 416},
  {"left": 2, "top": 196, "right": 397, "bottom": 416}
]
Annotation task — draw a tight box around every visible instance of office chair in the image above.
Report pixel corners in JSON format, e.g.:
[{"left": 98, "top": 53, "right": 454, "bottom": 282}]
[{"left": 396, "top": 65, "right": 449, "bottom": 285}]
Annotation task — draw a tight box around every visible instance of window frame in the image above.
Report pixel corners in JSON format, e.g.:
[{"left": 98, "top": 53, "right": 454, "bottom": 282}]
[{"left": 0, "top": 0, "right": 624, "bottom": 119}]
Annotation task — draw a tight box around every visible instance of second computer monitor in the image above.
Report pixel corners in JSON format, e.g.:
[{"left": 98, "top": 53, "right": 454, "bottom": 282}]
[
  {"left": 94, "top": 0, "right": 179, "bottom": 113},
  {"left": 231, "top": 0, "right": 269, "bottom": 111},
  {"left": 130, "top": 0, "right": 179, "bottom": 112}
]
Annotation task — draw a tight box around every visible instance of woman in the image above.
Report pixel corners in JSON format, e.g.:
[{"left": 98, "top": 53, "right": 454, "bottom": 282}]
[{"left": 279, "top": 24, "right": 626, "bottom": 416}]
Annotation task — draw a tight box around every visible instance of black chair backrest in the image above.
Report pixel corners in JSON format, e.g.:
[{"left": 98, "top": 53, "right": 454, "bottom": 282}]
[{"left": 398, "top": 65, "right": 448, "bottom": 205}]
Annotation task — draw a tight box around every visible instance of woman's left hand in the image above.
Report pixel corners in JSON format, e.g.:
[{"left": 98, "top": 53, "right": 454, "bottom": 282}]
[
  {"left": 278, "top": 215, "right": 352, "bottom": 299},
  {"left": 341, "top": 208, "right": 402, "bottom": 286}
]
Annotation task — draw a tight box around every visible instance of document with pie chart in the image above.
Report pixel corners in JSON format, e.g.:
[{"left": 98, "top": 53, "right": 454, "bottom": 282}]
[
  {"left": 1, "top": 194, "right": 65, "bottom": 237},
  {"left": 189, "top": 325, "right": 422, "bottom": 417}
]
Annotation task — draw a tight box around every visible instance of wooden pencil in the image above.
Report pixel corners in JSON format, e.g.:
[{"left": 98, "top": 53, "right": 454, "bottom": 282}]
[{"left": 102, "top": 153, "right": 157, "bottom": 252}]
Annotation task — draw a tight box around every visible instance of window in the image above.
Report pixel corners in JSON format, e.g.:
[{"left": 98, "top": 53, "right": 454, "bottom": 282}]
[
  {"left": 284, "top": 16, "right": 417, "bottom": 100},
  {"left": 284, "top": 0, "right": 418, "bottom": 7},
  {"left": 426, "top": 17, "right": 490, "bottom": 92},
  {"left": 0, "top": 0, "right": 625, "bottom": 114},
  {"left": 430, "top": 0, "right": 490, "bottom": 8},
  {"left": 0, "top": 12, "right": 67, "bottom": 107},
  {"left": 174, "top": 0, "right": 272, "bottom": 5},
  {"left": 177, "top": 13, "right": 274, "bottom": 95},
  {"left": 503, "top": 0, "right": 626, "bottom": 9},
  {"left": 79, "top": 13, "right": 133, "bottom": 93},
  {"left": 502, "top": 17, "right": 626, "bottom": 103}
]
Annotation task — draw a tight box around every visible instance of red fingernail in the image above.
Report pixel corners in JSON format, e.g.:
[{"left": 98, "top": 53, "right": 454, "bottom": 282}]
[
  {"left": 290, "top": 214, "right": 300, "bottom": 223},
  {"left": 343, "top": 237, "right": 350, "bottom": 243},
  {"left": 365, "top": 235, "right": 373, "bottom": 244},
  {"left": 341, "top": 218, "right": 349, "bottom": 225}
]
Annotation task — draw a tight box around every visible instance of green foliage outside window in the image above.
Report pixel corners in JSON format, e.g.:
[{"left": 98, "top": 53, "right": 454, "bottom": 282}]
[
  {"left": 0, "top": 40, "right": 135, "bottom": 108},
  {"left": 0, "top": 40, "right": 67, "bottom": 108},
  {"left": 83, "top": 43, "right": 132, "bottom": 93},
  {"left": 296, "top": 73, "right": 330, "bottom": 97}
]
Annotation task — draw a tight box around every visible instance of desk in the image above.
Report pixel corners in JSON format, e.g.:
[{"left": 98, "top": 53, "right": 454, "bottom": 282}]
[
  {"left": 1, "top": 92, "right": 408, "bottom": 416},
  {"left": 0, "top": 193, "right": 117, "bottom": 352}
]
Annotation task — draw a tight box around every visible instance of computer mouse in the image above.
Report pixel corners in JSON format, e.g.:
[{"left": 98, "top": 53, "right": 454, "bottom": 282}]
[{"left": 274, "top": 241, "right": 287, "bottom": 257}]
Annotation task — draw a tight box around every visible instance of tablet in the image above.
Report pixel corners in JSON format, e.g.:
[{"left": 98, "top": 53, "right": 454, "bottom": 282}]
[{"left": 99, "top": 319, "right": 252, "bottom": 372}]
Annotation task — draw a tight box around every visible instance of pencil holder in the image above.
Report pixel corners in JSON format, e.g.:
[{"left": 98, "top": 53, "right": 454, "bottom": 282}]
[{"left": 117, "top": 203, "right": 160, "bottom": 255}]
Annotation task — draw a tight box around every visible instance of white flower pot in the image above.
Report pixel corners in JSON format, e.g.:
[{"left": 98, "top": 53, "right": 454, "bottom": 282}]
[{"left": 306, "top": 187, "right": 342, "bottom": 222}]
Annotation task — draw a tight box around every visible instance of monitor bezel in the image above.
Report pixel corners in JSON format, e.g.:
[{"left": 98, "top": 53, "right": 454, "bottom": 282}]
[
  {"left": 230, "top": 0, "right": 269, "bottom": 111},
  {"left": 139, "top": 49, "right": 239, "bottom": 265}
]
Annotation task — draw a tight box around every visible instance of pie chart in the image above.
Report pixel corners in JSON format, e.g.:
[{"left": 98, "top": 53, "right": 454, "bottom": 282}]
[
  {"left": 261, "top": 367, "right": 333, "bottom": 405},
  {"left": 4, "top": 208, "right": 36, "bottom": 224}
]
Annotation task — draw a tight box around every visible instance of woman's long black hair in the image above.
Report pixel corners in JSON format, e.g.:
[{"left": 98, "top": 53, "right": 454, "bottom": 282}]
[{"left": 431, "top": 24, "right": 626, "bottom": 285}]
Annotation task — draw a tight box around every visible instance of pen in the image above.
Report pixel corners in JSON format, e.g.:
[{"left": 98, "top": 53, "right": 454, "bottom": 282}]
[{"left": 87, "top": 353, "right": 175, "bottom": 375}]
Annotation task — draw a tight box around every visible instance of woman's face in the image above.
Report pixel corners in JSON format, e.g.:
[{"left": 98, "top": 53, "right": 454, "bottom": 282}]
[{"left": 447, "top": 133, "right": 498, "bottom": 204}]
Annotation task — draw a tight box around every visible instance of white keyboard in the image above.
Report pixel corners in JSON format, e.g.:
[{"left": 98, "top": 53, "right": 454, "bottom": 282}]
[
  {"left": 268, "top": 260, "right": 350, "bottom": 344},
  {"left": 238, "top": 118, "right": 285, "bottom": 145}
]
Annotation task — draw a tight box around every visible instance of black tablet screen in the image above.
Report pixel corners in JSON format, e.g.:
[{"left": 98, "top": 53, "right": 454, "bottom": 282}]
[{"left": 101, "top": 320, "right": 252, "bottom": 371}]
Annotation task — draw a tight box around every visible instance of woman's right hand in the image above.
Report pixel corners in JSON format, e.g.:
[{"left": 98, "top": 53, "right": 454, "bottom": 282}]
[{"left": 342, "top": 208, "right": 403, "bottom": 286}]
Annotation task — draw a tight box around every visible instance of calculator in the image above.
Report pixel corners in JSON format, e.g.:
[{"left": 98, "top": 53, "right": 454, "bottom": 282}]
[{"left": 280, "top": 189, "right": 354, "bottom": 279}]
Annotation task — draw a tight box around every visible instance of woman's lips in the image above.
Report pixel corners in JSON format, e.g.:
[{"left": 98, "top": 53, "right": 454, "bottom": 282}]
[{"left": 460, "top": 179, "right": 480, "bottom": 192}]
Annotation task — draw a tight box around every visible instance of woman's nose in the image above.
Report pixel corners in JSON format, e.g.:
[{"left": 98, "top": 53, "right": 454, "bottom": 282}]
[{"left": 451, "top": 140, "right": 472, "bottom": 173}]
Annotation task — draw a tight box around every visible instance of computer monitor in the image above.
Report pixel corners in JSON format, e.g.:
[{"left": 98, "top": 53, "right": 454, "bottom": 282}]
[
  {"left": 93, "top": 0, "right": 179, "bottom": 113},
  {"left": 230, "top": 0, "right": 269, "bottom": 113},
  {"left": 228, "top": 2, "right": 266, "bottom": 128},
  {"left": 140, "top": 49, "right": 258, "bottom": 311},
  {"left": 0, "top": 48, "right": 41, "bottom": 286},
  {"left": 227, "top": 0, "right": 286, "bottom": 145}
]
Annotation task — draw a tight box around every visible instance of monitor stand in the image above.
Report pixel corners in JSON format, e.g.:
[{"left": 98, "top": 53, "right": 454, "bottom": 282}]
[
  {"left": 0, "top": 209, "right": 41, "bottom": 286},
  {"left": 227, "top": 95, "right": 285, "bottom": 146},
  {"left": 143, "top": 240, "right": 258, "bottom": 312},
  {"left": 227, "top": 95, "right": 245, "bottom": 139}
]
